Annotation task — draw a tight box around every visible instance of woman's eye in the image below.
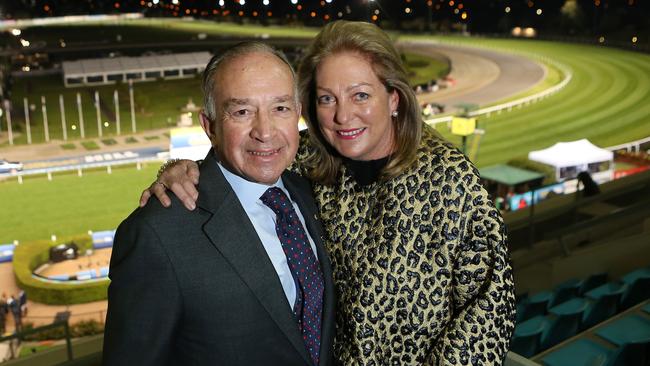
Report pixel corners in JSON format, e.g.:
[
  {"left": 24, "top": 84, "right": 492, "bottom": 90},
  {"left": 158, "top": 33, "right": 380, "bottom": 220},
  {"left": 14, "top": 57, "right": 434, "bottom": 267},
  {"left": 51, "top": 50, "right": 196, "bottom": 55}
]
[{"left": 354, "top": 92, "right": 369, "bottom": 101}]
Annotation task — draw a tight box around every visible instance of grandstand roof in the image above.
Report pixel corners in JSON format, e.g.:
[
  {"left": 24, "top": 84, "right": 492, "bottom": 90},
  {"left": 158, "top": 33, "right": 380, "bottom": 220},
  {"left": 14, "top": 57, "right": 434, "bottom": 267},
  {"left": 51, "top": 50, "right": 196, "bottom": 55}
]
[
  {"left": 528, "top": 139, "right": 614, "bottom": 168},
  {"left": 62, "top": 52, "right": 212, "bottom": 77},
  {"left": 480, "top": 164, "right": 545, "bottom": 186}
]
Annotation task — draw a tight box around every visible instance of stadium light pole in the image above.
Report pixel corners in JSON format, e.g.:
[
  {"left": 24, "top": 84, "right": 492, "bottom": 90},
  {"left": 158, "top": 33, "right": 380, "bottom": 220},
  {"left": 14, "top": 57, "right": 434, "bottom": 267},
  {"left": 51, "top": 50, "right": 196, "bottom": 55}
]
[
  {"left": 427, "top": 1, "right": 433, "bottom": 33},
  {"left": 41, "top": 96, "right": 50, "bottom": 142},
  {"left": 59, "top": 94, "right": 67, "bottom": 141},
  {"left": 94, "top": 91, "right": 102, "bottom": 138},
  {"left": 114, "top": 90, "right": 121, "bottom": 135},
  {"left": 3, "top": 100, "right": 12, "bottom": 145},
  {"left": 23, "top": 98, "right": 32, "bottom": 144},
  {"left": 76, "top": 92, "right": 85, "bottom": 139},
  {"left": 129, "top": 80, "right": 136, "bottom": 133}
]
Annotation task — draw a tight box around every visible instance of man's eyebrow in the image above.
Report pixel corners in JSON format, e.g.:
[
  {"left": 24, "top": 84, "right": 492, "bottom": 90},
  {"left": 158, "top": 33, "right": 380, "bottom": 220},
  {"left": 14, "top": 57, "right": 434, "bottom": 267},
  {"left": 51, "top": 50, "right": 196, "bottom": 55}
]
[
  {"left": 222, "top": 95, "right": 294, "bottom": 108},
  {"left": 272, "top": 95, "right": 294, "bottom": 103},
  {"left": 223, "top": 98, "right": 251, "bottom": 108}
]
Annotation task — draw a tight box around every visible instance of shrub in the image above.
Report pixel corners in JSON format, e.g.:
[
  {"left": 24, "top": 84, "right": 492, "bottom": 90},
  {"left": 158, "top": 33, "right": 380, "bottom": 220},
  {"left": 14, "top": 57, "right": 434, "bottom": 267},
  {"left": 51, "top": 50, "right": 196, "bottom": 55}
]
[
  {"left": 81, "top": 141, "right": 100, "bottom": 150},
  {"left": 22, "top": 320, "right": 105, "bottom": 341},
  {"left": 13, "top": 235, "right": 109, "bottom": 305}
]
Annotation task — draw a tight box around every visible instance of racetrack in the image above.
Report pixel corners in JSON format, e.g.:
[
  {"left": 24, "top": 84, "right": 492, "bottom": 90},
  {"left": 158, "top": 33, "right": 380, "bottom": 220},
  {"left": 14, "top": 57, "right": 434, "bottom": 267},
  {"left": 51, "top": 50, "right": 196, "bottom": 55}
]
[{"left": 402, "top": 40, "right": 546, "bottom": 111}]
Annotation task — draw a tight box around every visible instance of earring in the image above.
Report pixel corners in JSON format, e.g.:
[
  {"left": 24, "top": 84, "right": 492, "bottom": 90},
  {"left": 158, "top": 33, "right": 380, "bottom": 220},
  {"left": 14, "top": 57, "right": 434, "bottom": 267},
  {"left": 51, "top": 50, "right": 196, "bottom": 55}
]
[{"left": 391, "top": 110, "right": 398, "bottom": 118}]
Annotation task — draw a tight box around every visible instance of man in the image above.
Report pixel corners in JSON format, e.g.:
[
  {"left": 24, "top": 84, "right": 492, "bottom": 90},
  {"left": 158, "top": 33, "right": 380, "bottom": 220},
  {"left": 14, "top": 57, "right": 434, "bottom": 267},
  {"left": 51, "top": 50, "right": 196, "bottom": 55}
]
[{"left": 103, "top": 42, "right": 335, "bottom": 366}]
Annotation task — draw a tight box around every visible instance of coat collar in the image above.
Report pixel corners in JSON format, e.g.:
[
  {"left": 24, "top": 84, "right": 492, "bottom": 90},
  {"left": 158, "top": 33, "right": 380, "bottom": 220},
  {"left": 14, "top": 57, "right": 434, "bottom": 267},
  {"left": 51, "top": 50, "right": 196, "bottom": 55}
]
[{"left": 196, "top": 150, "right": 314, "bottom": 366}]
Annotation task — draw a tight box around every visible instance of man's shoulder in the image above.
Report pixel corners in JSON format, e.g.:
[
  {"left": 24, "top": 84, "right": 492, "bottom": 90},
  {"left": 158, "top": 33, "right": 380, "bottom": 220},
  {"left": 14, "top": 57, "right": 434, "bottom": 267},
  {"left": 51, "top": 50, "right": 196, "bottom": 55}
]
[{"left": 119, "top": 192, "right": 204, "bottom": 238}]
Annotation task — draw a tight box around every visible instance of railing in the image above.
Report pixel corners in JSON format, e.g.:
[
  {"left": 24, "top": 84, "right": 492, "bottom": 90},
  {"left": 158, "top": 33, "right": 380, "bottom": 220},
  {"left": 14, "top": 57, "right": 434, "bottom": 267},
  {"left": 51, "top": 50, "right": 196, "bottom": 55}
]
[
  {"left": 0, "top": 319, "right": 72, "bottom": 363},
  {"left": 0, "top": 155, "right": 166, "bottom": 183}
]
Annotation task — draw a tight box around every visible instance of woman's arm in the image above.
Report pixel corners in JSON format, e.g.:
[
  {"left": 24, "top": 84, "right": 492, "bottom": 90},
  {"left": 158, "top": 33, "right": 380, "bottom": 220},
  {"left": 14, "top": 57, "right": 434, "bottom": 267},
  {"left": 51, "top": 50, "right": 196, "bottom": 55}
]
[
  {"left": 141, "top": 131, "right": 315, "bottom": 210},
  {"left": 429, "top": 188, "right": 516, "bottom": 365},
  {"left": 139, "top": 159, "right": 200, "bottom": 210}
]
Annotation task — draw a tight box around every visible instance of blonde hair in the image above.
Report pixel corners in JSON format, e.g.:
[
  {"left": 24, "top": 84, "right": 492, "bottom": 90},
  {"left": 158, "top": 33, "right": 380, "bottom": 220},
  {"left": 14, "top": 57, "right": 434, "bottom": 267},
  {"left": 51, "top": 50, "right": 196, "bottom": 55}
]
[{"left": 298, "top": 21, "right": 423, "bottom": 184}]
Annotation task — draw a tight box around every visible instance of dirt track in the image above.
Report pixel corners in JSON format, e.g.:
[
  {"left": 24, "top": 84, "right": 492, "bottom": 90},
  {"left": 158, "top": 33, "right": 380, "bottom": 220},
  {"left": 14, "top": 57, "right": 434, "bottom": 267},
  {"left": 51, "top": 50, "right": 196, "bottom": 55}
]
[{"left": 401, "top": 40, "right": 546, "bottom": 111}]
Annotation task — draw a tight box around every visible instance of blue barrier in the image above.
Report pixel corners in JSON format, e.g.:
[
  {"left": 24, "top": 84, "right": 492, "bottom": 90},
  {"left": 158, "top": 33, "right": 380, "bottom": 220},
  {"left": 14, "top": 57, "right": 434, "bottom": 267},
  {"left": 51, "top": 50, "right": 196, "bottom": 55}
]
[
  {"left": 0, "top": 243, "right": 15, "bottom": 263},
  {"left": 92, "top": 230, "right": 115, "bottom": 249}
]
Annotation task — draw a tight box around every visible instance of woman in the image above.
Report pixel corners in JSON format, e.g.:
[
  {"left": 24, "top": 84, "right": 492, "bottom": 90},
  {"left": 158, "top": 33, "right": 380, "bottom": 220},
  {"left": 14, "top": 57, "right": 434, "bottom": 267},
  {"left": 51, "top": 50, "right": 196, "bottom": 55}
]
[{"left": 144, "top": 21, "right": 515, "bottom": 365}]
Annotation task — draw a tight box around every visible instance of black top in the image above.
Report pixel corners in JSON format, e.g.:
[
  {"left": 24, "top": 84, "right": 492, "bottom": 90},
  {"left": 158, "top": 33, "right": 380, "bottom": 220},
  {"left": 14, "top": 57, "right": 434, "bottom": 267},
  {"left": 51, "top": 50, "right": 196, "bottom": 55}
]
[{"left": 343, "top": 156, "right": 389, "bottom": 186}]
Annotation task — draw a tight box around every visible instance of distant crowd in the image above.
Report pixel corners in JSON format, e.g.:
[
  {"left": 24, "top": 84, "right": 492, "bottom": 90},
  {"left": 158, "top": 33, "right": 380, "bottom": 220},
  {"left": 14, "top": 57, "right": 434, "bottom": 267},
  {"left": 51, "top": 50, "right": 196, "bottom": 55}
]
[{"left": 0, "top": 291, "right": 27, "bottom": 334}]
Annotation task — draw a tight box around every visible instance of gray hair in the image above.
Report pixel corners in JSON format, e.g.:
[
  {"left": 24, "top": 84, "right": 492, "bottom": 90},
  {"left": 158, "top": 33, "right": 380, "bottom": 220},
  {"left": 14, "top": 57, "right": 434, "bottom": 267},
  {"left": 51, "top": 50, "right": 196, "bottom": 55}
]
[{"left": 201, "top": 42, "right": 299, "bottom": 122}]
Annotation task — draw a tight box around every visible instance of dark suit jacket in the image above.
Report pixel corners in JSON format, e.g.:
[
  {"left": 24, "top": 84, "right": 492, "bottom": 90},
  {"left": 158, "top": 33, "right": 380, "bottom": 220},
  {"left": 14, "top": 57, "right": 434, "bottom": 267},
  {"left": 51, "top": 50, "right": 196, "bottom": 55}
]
[{"left": 103, "top": 150, "right": 335, "bottom": 366}]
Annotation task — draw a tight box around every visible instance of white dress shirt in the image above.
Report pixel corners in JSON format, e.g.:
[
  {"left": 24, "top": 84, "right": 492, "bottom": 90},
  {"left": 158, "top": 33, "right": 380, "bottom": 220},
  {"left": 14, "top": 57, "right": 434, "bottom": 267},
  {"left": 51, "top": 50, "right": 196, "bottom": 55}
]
[{"left": 218, "top": 162, "right": 319, "bottom": 310}]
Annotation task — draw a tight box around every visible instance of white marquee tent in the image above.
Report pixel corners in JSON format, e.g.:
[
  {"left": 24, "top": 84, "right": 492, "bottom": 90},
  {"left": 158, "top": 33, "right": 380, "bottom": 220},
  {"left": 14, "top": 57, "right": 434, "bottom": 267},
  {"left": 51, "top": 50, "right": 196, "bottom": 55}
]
[{"left": 528, "top": 139, "right": 614, "bottom": 183}]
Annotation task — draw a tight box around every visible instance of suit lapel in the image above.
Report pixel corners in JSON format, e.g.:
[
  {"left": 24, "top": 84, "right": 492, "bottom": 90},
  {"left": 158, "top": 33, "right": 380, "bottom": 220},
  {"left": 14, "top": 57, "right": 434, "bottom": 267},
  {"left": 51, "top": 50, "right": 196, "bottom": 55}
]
[
  {"left": 283, "top": 172, "right": 336, "bottom": 366},
  {"left": 197, "top": 152, "right": 312, "bottom": 366}
]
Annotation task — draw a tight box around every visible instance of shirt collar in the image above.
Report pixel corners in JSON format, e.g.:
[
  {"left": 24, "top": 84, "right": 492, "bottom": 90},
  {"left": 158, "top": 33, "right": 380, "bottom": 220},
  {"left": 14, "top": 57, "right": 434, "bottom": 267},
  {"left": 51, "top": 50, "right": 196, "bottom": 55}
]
[{"left": 217, "top": 161, "right": 287, "bottom": 206}]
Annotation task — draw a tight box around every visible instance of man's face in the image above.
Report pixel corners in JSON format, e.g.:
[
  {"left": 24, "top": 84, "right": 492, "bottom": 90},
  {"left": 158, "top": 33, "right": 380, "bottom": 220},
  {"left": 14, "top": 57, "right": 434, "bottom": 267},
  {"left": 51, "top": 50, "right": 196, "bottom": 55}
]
[{"left": 200, "top": 52, "right": 300, "bottom": 185}]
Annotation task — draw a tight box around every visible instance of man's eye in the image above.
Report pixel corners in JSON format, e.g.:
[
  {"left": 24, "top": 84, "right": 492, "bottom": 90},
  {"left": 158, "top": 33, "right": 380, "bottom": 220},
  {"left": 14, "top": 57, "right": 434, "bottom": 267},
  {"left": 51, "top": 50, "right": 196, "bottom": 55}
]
[
  {"left": 317, "top": 95, "right": 334, "bottom": 105},
  {"left": 233, "top": 109, "right": 250, "bottom": 116},
  {"left": 276, "top": 105, "right": 291, "bottom": 112}
]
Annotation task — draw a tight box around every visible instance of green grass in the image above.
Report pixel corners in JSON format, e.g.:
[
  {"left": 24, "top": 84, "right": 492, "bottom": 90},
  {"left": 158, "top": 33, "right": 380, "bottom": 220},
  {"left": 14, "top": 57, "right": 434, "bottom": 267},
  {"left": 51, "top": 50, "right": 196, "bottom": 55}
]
[
  {"left": 413, "top": 36, "right": 650, "bottom": 167},
  {"left": 9, "top": 75, "right": 202, "bottom": 145},
  {"left": 19, "top": 343, "right": 60, "bottom": 357},
  {"left": 60, "top": 143, "right": 76, "bottom": 150},
  {"left": 0, "top": 164, "right": 158, "bottom": 244},
  {"left": 403, "top": 52, "right": 449, "bottom": 86}
]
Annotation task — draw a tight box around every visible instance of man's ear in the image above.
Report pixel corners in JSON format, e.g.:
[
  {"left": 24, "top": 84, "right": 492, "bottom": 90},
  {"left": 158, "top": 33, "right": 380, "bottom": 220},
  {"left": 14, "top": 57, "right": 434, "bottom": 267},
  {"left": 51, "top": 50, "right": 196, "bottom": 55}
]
[{"left": 199, "top": 111, "right": 215, "bottom": 140}]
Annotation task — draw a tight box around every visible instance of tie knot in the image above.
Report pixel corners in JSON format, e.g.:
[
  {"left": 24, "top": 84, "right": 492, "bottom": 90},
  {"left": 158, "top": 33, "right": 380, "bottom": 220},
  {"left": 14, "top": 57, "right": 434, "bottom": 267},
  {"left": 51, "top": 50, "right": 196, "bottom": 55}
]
[{"left": 260, "top": 187, "right": 291, "bottom": 216}]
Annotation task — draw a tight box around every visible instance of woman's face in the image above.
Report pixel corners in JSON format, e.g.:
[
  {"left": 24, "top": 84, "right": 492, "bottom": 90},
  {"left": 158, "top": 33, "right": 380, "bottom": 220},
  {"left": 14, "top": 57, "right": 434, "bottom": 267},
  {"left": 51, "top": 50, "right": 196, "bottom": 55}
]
[{"left": 314, "top": 51, "right": 399, "bottom": 161}]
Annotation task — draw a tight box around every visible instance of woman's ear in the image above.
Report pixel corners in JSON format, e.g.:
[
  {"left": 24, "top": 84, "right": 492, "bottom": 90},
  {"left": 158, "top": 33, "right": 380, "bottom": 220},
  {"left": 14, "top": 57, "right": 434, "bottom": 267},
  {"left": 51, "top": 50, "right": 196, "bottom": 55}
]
[{"left": 389, "top": 89, "right": 400, "bottom": 115}]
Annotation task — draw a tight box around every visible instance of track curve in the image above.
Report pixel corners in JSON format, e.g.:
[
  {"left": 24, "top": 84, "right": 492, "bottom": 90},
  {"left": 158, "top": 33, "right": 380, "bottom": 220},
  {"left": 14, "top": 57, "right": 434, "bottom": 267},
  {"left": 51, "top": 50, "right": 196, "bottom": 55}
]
[{"left": 400, "top": 40, "right": 546, "bottom": 111}]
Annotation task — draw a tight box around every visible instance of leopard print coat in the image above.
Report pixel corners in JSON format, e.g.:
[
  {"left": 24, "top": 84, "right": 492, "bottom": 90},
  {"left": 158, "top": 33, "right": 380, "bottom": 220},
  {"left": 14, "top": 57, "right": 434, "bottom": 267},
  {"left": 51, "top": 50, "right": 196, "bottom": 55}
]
[{"left": 296, "top": 125, "right": 516, "bottom": 365}]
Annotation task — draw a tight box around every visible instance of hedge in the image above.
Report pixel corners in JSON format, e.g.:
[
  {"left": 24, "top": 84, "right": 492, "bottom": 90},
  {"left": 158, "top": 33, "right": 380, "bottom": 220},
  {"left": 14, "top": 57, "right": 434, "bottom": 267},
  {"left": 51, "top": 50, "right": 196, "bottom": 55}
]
[
  {"left": 13, "top": 235, "right": 109, "bottom": 305},
  {"left": 22, "top": 319, "right": 105, "bottom": 341}
]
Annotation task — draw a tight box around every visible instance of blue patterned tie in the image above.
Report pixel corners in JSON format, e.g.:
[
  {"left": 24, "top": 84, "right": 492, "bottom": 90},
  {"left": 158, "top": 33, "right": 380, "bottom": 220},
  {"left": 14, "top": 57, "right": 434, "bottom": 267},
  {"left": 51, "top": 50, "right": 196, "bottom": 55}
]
[{"left": 261, "top": 187, "right": 324, "bottom": 366}]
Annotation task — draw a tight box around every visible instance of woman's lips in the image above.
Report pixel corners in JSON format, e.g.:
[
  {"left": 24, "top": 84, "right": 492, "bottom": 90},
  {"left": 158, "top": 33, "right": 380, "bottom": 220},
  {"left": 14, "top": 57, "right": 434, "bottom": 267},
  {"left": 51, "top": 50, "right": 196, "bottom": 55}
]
[{"left": 337, "top": 127, "right": 366, "bottom": 139}]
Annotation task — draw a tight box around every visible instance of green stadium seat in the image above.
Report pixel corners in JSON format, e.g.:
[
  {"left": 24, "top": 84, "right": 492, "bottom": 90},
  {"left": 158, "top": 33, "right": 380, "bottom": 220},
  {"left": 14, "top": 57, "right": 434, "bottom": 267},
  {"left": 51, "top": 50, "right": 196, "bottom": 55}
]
[
  {"left": 596, "top": 314, "right": 650, "bottom": 346},
  {"left": 581, "top": 291, "right": 623, "bottom": 331},
  {"left": 585, "top": 282, "right": 627, "bottom": 301},
  {"left": 541, "top": 339, "right": 613, "bottom": 366},
  {"left": 620, "top": 276, "right": 650, "bottom": 310},
  {"left": 518, "top": 291, "right": 553, "bottom": 322},
  {"left": 541, "top": 339, "right": 650, "bottom": 366},
  {"left": 621, "top": 267, "right": 650, "bottom": 285},
  {"left": 578, "top": 272, "right": 608, "bottom": 295},
  {"left": 510, "top": 327, "right": 543, "bottom": 358},
  {"left": 516, "top": 300, "right": 586, "bottom": 352}
]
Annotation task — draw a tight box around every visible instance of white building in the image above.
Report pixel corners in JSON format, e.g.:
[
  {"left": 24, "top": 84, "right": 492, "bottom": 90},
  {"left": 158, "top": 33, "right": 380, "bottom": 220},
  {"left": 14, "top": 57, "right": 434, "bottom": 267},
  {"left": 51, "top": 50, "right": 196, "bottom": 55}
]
[{"left": 62, "top": 51, "right": 212, "bottom": 87}]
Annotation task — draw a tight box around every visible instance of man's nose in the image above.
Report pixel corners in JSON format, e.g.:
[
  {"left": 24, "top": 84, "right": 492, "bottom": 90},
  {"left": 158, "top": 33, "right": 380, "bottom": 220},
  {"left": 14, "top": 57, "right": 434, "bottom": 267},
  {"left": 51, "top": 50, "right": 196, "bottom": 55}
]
[{"left": 251, "top": 111, "right": 274, "bottom": 141}]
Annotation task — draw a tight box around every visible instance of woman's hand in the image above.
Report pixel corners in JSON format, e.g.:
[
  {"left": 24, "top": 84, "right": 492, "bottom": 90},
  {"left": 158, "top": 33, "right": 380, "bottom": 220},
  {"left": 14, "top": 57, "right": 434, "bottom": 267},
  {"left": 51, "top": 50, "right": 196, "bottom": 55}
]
[{"left": 139, "top": 160, "right": 201, "bottom": 210}]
